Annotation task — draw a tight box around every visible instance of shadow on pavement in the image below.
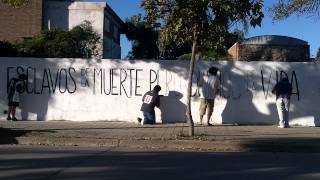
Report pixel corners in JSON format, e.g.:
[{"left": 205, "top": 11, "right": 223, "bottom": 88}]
[
  {"left": 1, "top": 147, "right": 320, "bottom": 180},
  {"left": 241, "top": 137, "right": 320, "bottom": 153},
  {"left": 0, "top": 127, "right": 53, "bottom": 145}
]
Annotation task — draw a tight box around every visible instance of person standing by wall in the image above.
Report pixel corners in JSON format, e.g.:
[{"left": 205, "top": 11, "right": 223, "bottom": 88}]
[
  {"left": 7, "top": 74, "right": 27, "bottom": 121},
  {"left": 199, "top": 66, "right": 220, "bottom": 126},
  {"left": 139, "top": 85, "right": 162, "bottom": 125},
  {"left": 272, "top": 77, "right": 292, "bottom": 128}
]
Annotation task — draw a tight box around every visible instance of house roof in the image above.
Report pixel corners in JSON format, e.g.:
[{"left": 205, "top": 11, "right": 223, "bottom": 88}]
[{"left": 241, "top": 35, "right": 308, "bottom": 46}]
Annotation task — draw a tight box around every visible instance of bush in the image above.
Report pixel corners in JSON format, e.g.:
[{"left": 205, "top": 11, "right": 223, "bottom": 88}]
[
  {"left": 177, "top": 52, "right": 232, "bottom": 61},
  {"left": 0, "top": 41, "right": 18, "bottom": 57},
  {"left": 177, "top": 53, "right": 191, "bottom": 60},
  {"left": 2, "top": 21, "right": 101, "bottom": 58},
  {"left": 17, "top": 29, "right": 74, "bottom": 58}
]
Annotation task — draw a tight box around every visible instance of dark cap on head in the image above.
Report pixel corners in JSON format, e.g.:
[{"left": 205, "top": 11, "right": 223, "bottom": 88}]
[
  {"left": 153, "top": 85, "right": 161, "bottom": 93},
  {"left": 208, "top": 66, "right": 218, "bottom": 76}
]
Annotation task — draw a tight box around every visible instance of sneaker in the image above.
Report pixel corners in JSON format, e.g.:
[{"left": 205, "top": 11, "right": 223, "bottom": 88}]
[
  {"left": 277, "top": 125, "right": 285, "bottom": 128},
  {"left": 6, "top": 117, "right": 11, "bottom": 121},
  {"left": 12, "top": 117, "right": 18, "bottom": 121},
  {"left": 207, "top": 123, "right": 213, "bottom": 126},
  {"left": 136, "top": 117, "right": 142, "bottom": 124}
]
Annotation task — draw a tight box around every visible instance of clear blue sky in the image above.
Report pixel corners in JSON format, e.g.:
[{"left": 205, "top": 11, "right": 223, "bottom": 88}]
[{"left": 103, "top": 0, "right": 319, "bottom": 59}]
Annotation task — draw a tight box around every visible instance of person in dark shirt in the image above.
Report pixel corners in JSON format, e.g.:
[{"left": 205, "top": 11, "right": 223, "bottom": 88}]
[
  {"left": 139, "top": 85, "right": 161, "bottom": 125},
  {"left": 7, "top": 74, "right": 27, "bottom": 121},
  {"left": 272, "top": 77, "right": 292, "bottom": 128}
]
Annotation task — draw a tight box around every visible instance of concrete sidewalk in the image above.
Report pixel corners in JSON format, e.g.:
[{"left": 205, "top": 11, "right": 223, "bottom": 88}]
[{"left": 1, "top": 120, "right": 320, "bottom": 152}]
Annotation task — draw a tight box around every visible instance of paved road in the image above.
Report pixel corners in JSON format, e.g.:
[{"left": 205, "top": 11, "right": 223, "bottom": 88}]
[{"left": 1, "top": 145, "right": 320, "bottom": 180}]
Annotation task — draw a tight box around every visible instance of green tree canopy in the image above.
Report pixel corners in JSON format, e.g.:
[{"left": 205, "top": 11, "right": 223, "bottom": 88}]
[
  {"left": 124, "top": 14, "right": 193, "bottom": 60},
  {"left": 142, "top": 0, "right": 263, "bottom": 57},
  {"left": 123, "top": 14, "right": 160, "bottom": 59},
  {"left": 271, "top": 0, "right": 320, "bottom": 20},
  {"left": 124, "top": 11, "right": 245, "bottom": 61},
  {"left": 11, "top": 21, "right": 100, "bottom": 58},
  {"left": 177, "top": 30, "right": 244, "bottom": 61},
  {"left": 1, "top": 0, "right": 28, "bottom": 8},
  {"left": 142, "top": 0, "right": 264, "bottom": 136}
]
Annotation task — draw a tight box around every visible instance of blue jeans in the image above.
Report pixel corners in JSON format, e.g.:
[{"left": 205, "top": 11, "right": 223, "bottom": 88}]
[{"left": 143, "top": 111, "right": 156, "bottom": 124}]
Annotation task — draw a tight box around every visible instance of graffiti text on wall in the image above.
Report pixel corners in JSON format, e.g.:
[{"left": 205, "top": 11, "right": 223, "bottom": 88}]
[
  {"left": 7, "top": 66, "right": 300, "bottom": 100},
  {"left": 191, "top": 69, "right": 300, "bottom": 101},
  {"left": 6, "top": 66, "right": 160, "bottom": 97}
]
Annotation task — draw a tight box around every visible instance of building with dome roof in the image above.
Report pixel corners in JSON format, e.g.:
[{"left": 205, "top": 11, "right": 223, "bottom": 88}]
[{"left": 228, "top": 35, "right": 310, "bottom": 62}]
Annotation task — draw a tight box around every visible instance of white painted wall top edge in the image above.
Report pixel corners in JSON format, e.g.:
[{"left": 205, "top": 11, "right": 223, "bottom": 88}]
[
  {"left": 68, "top": 2, "right": 106, "bottom": 10},
  {"left": 0, "top": 57, "right": 317, "bottom": 65}
]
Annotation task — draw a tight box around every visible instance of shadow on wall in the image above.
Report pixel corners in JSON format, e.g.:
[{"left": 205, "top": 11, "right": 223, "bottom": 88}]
[
  {"left": 0, "top": 63, "right": 55, "bottom": 121},
  {"left": 20, "top": 77, "right": 50, "bottom": 121},
  {"left": 284, "top": 63, "right": 320, "bottom": 127},
  {"left": 1, "top": 58, "right": 319, "bottom": 124},
  {"left": 221, "top": 90, "right": 278, "bottom": 125},
  {"left": 160, "top": 91, "right": 187, "bottom": 123},
  {"left": 219, "top": 61, "right": 278, "bottom": 125},
  {"left": 0, "top": 58, "right": 92, "bottom": 121},
  {"left": 219, "top": 60, "right": 320, "bottom": 126},
  {"left": 314, "top": 118, "right": 320, "bottom": 127}
]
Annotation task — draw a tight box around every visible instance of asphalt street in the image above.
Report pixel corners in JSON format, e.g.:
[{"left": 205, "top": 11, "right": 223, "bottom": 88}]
[{"left": 1, "top": 145, "right": 320, "bottom": 180}]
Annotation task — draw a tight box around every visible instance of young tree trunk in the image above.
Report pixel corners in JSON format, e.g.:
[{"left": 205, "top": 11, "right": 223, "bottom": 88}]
[{"left": 186, "top": 39, "right": 197, "bottom": 136}]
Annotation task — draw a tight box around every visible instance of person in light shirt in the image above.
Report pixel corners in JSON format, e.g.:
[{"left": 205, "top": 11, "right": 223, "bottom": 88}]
[{"left": 199, "top": 67, "right": 220, "bottom": 126}]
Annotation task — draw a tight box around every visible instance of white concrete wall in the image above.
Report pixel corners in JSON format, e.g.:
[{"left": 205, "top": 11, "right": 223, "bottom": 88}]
[{"left": 0, "top": 58, "right": 319, "bottom": 126}]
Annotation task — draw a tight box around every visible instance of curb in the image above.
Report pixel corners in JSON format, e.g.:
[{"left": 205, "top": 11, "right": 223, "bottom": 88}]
[
  {"left": 10, "top": 136, "right": 320, "bottom": 152},
  {"left": 14, "top": 137, "right": 245, "bottom": 151}
]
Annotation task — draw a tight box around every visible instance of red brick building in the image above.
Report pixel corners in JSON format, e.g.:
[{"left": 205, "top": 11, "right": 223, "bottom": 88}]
[
  {"left": 228, "top": 35, "right": 310, "bottom": 62},
  {"left": 0, "top": 0, "right": 43, "bottom": 42}
]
